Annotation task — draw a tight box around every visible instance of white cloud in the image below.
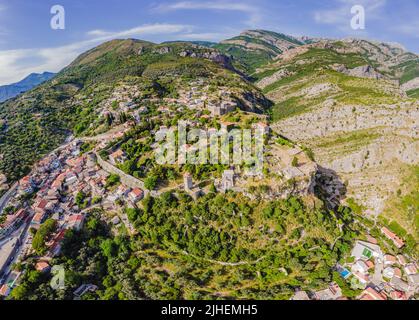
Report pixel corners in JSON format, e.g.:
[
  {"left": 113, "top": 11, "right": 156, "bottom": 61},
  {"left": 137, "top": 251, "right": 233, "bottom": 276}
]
[
  {"left": 86, "top": 29, "right": 113, "bottom": 37},
  {"left": 394, "top": 21, "right": 419, "bottom": 38},
  {"left": 176, "top": 31, "right": 235, "bottom": 41},
  {"left": 314, "top": 0, "right": 386, "bottom": 32},
  {"left": 153, "top": 1, "right": 262, "bottom": 27},
  {"left": 0, "top": 23, "right": 192, "bottom": 85},
  {"left": 86, "top": 23, "right": 194, "bottom": 40}
]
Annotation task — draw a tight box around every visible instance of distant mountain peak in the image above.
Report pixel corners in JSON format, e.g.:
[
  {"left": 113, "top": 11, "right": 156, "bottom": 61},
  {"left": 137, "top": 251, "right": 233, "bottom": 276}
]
[{"left": 0, "top": 71, "right": 56, "bottom": 102}]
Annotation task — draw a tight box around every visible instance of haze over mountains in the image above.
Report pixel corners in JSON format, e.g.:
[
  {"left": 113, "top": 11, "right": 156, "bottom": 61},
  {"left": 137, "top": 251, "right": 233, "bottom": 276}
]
[{"left": 0, "top": 72, "right": 56, "bottom": 103}]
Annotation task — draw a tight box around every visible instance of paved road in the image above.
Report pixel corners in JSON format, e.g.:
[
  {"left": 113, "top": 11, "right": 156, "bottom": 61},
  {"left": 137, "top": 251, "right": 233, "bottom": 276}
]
[
  {"left": 80, "top": 125, "right": 126, "bottom": 142},
  {"left": 372, "top": 258, "right": 384, "bottom": 285},
  {"left": 0, "top": 223, "right": 30, "bottom": 281},
  {"left": 0, "top": 182, "right": 18, "bottom": 214}
]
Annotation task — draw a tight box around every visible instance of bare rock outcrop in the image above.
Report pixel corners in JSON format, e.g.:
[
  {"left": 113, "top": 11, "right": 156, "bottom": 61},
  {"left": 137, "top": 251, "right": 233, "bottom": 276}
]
[
  {"left": 401, "top": 77, "right": 419, "bottom": 92},
  {"left": 256, "top": 69, "right": 294, "bottom": 89},
  {"left": 331, "top": 64, "right": 384, "bottom": 80}
]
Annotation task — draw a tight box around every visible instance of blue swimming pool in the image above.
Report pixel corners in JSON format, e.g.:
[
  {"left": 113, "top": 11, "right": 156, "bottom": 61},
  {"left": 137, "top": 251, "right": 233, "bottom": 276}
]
[{"left": 340, "top": 269, "right": 351, "bottom": 279}]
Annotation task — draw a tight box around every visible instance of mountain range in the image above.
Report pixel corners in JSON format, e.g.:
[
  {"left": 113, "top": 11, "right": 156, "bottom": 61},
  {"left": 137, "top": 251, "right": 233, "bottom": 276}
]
[
  {"left": 0, "top": 29, "right": 418, "bottom": 243},
  {"left": 0, "top": 72, "right": 56, "bottom": 103}
]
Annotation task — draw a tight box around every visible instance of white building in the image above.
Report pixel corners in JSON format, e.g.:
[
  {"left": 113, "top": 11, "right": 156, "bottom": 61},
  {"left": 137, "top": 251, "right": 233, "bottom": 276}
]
[
  {"left": 184, "top": 173, "right": 193, "bottom": 191},
  {"left": 351, "top": 240, "right": 383, "bottom": 261},
  {"left": 221, "top": 170, "right": 235, "bottom": 192}
]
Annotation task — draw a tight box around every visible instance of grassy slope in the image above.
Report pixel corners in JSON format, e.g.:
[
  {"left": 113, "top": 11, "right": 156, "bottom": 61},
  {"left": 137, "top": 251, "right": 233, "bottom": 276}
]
[
  {"left": 381, "top": 165, "right": 419, "bottom": 239},
  {"left": 258, "top": 43, "right": 418, "bottom": 243},
  {"left": 259, "top": 47, "right": 400, "bottom": 121},
  {"left": 407, "top": 88, "right": 419, "bottom": 98},
  {"left": 0, "top": 40, "right": 261, "bottom": 182}
]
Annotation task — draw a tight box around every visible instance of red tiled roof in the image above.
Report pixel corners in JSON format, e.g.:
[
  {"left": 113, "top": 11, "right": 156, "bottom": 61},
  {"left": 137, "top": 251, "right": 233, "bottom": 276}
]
[
  {"left": 36, "top": 199, "right": 48, "bottom": 210},
  {"left": 366, "top": 235, "right": 378, "bottom": 244},
  {"left": 68, "top": 214, "right": 84, "bottom": 222},
  {"left": 253, "top": 122, "right": 269, "bottom": 128},
  {"left": 353, "top": 271, "right": 369, "bottom": 283},
  {"left": 20, "top": 176, "right": 30, "bottom": 183},
  {"left": 4, "top": 208, "right": 26, "bottom": 224},
  {"left": 390, "top": 290, "right": 407, "bottom": 300},
  {"left": 362, "top": 287, "right": 387, "bottom": 301},
  {"left": 49, "top": 229, "right": 67, "bottom": 251},
  {"left": 32, "top": 212, "right": 46, "bottom": 223},
  {"left": 384, "top": 254, "right": 397, "bottom": 263},
  {"left": 0, "top": 284, "right": 10, "bottom": 296},
  {"left": 381, "top": 227, "right": 405, "bottom": 248},
  {"left": 130, "top": 188, "right": 143, "bottom": 196},
  {"left": 360, "top": 294, "right": 375, "bottom": 300},
  {"left": 393, "top": 268, "right": 402, "bottom": 278},
  {"left": 397, "top": 255, "right": 407, "bottom": 265},
  {"left": 404, "top": 264, "right": 417, "bottom": 275},
  {"left": 35, "top": 261, "right": 50, "bottom": 272},
  {"left": 110, "top": 149, "right": 124, "bottom": 158}
]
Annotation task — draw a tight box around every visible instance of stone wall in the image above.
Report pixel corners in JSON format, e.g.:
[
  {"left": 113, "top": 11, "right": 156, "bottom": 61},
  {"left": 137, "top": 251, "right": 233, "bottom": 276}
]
[{"left": 95, "top": 152, "right": 146, "bottom": 191}]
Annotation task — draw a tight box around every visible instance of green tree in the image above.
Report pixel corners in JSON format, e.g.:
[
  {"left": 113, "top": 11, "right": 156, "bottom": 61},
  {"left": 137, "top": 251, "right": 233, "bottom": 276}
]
[
  {"left": 32, "top": 219, "right": 57, "bottom": 255},
  {"left": 144, "top": 175, "right": 158, "bottom": 190},
  {"left": 106, "top": 174, "right": 121, "bottom": 188},
  {"left": 100, "top": 239, "right": 118, "bottom": 259}
]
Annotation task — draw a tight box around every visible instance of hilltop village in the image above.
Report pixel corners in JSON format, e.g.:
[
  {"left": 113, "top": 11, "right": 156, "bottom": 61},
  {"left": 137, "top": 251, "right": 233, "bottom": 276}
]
[
  {"left": 0, "top": 31, "right": 418, "bottom": 301},
  {"left": 1, "top": 79, "right": 417, "bottom": 300}
]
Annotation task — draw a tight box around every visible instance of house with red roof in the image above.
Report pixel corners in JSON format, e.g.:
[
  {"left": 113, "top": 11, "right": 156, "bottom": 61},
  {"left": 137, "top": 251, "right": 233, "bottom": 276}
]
[
  {"left": 0, "top": 209, "right": 26, "bottom": 238},
  {"left": 0, "top": 284, "right": 11, "bottom": 297},
  {"left": 47, "top": 229, "right": 67, "bottom": 257},
  {"left": 31, "top": 211, "right": 47, "bottom": 226},
  {"left": 381, "top": 227, "right": 405, "bottom": 248},
  {"left": 404, "top": 264, "right": 417, "bottom": 276},
  {"left": 34, "top": 199, "right": 48, "bottom": 214},
  {"left": 128, "top": 188, "right": 144, "bottom": 202},
  {"left": 252, "top": 122, "right": 270, "bottom": 134},
  {"left": 390, "top": 290, "right": 407, "bottom": 300},
  {"left": 35, "top": 261, "right": 51, "bottom": 273},
  {"left": 384, "top": 254, "right": 397, "bottom": 266},
  {"left": 66, "top": 214, "right": 85, "bottom": 231},
  {"left": 359, "top": 287, "right": 387, "bottom": 300},
  {"left": 19, "top": 175, "right": 34, "bottom": 194},
  {"left": 109, "top": 149, "right": 127, "bottom": 165}
]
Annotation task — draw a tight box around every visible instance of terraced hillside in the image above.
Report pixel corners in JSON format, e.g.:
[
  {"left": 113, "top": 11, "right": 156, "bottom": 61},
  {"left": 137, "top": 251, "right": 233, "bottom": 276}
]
[
  {"left": 0, "top": 39, "right": 269, "bottom": 182},
  {"left": 254, "top": 40, "right": 419, "bottom": 240}
]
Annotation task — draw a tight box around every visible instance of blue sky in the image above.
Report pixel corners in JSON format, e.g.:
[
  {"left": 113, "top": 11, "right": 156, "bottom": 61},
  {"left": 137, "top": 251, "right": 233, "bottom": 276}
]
[{"left": 0, "top": 0, "right": 418, "bottom": 85}]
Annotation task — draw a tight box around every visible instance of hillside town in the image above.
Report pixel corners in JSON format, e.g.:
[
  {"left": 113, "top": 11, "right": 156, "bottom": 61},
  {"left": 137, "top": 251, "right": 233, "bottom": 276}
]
[
  {"left": 0, "top": 17, "right": 418, "bottom": 302},
  {"left": 1, "top": 70, "right": 418, "bottom": 300},
  {"left": 292, "top": 235, "right": 418, "bottom": 300},
  {"left": 0, "top": 124, "right": 143, "bottom": 296},
  {"left": 1, "top": 116, "right": 417, "bottom": 300}
]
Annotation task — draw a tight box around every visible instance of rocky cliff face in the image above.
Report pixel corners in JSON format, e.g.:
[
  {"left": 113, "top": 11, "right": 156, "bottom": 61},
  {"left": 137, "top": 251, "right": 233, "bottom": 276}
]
[
  {"left": 401, "top": 77, "right": 419, "bottom": 92},
  {"left": 331, "top": 64, "right": 384, "bottom": 80},
  {"left": 253, "top": 38, "right": 419, "bottom": 237},
  {"left": 272, "top": 102, "right": 418, "bottom": 215},
  {"left": 178, "top": 47, "right": 236, "bottom": 71}
]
